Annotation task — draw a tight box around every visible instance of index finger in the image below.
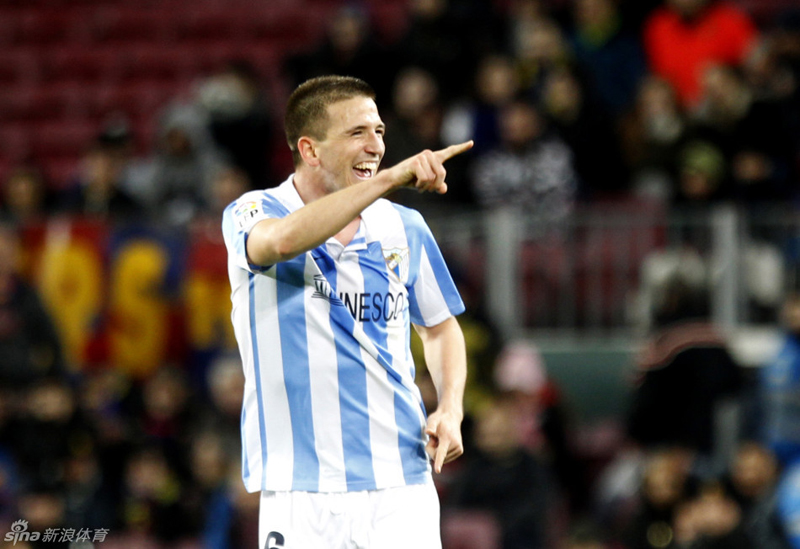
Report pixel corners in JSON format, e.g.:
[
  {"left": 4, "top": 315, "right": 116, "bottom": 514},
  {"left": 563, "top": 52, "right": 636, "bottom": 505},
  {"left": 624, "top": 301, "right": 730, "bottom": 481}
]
[
  {"left": 434, "top": 438, "right": 450, "bottom": 474},
  {"left": 434, "top": 140, "right": 474, "bottom": 162}
]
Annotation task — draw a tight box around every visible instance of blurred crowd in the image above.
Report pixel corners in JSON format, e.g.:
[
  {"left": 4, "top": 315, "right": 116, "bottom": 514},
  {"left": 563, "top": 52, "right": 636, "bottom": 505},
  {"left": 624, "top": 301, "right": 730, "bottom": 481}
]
[{"left": 2, "top": 0, "right": 800, "bottom": 547}]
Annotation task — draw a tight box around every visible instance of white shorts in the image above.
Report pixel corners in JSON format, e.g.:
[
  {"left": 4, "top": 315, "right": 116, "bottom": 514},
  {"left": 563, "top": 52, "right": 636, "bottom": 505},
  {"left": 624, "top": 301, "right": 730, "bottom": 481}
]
[{"left": 258, "top": 482, "right": 442, "bottom": 549}]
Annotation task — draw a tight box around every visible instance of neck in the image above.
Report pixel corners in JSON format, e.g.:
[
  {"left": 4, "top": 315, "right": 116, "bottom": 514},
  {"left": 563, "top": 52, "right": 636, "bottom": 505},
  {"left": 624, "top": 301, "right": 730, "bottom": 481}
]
[{"left": 293, "top": 169, "right": 330, "bottom": 205}]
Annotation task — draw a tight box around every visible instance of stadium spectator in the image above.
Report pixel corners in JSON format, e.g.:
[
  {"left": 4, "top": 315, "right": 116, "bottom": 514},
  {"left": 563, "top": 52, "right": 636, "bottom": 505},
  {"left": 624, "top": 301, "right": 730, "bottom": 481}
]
[
  {"left": 0, "top": 166, "right": 54, "bottom": 226},
  {"left": 204, "top": 166, "right": 250, "bottom": 220},
  {"left": 493, "top": 340, "right": 585, "bottom": 514},
  {"left": 689, "top": 63, "right": 794, "bottom": 204},
  {"left": 197, "top": 60, "right": 275, "bottom": 189},
  {"left": 284, "top": 5, "right": 396, "bottom": 108},
  {"left": 447, "top": 393, "right": 558, "bottom": 549},
  {"left": 470, "top": 98, "right": 577, "bottom": 229},
  {"left": 761, "top": 292, "right": 800, "bottom": 466},
  {"left": 502, "top": 0, "right": 553, "bottom": 55},
  {"left": 188, "top": 354, "right": 244, "bottom": 462},
  {"left": 442, "top": 54, "right": 522, "bottom": 156},
  {"left": 643, "top": 0, "right": 759, "bottom": 108},
  {"left": 178, "top": 430, "right": 233, "bottom": 540},
  {"left": 542, "top": 66, "right": 630, "bottom": 197},
  {"left": 622, "top": 448, "right": 694, "bottom": 549},
  {"left": 569, "top": 0, "right": 647, "bottom": 116},
  {"left": 9, "top": 379, "right": 93, "bottom": 492},
  {"left": 627, "top": 272, "right": 744, "bottom": 456},
  {"left": 61, "top": 442, "right": 117, "bottom": 531},
  {"left": 512, "top": 18, "right": 574, "bottom": 105},
  {"left": 17, "top": 485, "right": 70, "bottom": 549},
  {"left": 131, "top": 367, "right": 195, "bottom": 474},
  {"left": 383, "top": 66, "right": 471, "bottom": 209},
  {"left": 674, "top": 139, "right": 728, "bottom": 205},
  {"left": 117, "top": 445, "right": 195, "bottom": 545},
  {"left": 56, "top": 138, "right": 144, "bottom": 222},
  {"left": 564, "top": 518, "right": 614, "bottom": 549},
  {"left": 672, "top": 480, "right": 751, "bottom": 548},
  {"left": 619, "top": 75, "right": 687, "bottom": 202},
  {"left": 201, "top": 464, "right": 260, "bottom": 549},
  {"left": 139, "top": 105, "right": 225, "bottom": 227},
  {"left": 394, "top": 0, "right": 502, "bottom": 103},
  {"left": 723, "top": 442, "right": 790, "bottom": 549},
  {"left": 382, "top": 67, "right": 444, "bottom": 169},
  {"left": 0, "top": 224, "right": 65, "bottom": 389}
]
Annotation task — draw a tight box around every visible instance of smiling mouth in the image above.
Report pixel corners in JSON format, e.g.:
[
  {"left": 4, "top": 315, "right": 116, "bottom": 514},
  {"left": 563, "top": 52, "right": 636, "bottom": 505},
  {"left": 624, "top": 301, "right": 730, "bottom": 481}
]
[{"left": 353, "top": 161, "right": 378, "bottom": 179}]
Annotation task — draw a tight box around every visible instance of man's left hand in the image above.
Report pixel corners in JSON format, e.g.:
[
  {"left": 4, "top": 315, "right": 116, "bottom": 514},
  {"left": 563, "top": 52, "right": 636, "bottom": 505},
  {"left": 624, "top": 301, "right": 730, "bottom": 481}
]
[{"left": 424, "top": 409, "right": 464, "bottom": 473}]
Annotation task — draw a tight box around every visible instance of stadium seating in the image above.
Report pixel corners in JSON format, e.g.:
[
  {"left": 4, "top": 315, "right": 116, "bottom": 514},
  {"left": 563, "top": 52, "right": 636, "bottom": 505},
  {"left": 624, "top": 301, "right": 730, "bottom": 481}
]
[{"left": 0, "top": 0, "right": 408, "bottom": 188}]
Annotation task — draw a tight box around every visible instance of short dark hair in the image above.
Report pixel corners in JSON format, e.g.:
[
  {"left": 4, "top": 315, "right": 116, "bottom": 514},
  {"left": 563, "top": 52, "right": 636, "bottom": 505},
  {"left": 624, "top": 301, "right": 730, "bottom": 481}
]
[{"left": 284, "top": 75, "right": 376, "bottom": 166}]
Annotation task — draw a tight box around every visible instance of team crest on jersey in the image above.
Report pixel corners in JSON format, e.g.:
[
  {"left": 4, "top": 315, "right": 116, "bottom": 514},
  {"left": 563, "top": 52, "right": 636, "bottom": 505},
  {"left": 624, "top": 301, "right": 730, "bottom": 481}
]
[
  {"left": 233, "top": 200, "right": 262, "bottom": 229},
  {"left": 383, "top": 247, "right": 409, "bottom": 281}
]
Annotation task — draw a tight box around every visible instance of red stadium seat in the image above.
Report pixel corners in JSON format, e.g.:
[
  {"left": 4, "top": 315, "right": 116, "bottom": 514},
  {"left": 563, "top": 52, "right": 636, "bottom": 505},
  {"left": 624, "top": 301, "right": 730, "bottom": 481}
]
[
  {"left": 15, "top": 7, "right": 77, "bottom": 45},
  {"left": 28, "top": 120, "right": 100, "bottom": 158},
  {"left": 0, "top": 84, "right": 82, "bottom": 122},
  {"left": 87, "top": 5, "right": 175, "bottom": 44},
  {"left": 0, "top": 47, "right": 40, "bottom": 84},
  {"left": 41, "top": 45, "right": 124, "bottom": 83}
]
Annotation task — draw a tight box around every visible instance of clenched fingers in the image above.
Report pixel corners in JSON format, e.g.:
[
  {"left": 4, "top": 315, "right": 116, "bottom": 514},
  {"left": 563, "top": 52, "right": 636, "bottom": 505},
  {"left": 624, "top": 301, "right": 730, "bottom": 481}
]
[{"left": 424, "top": 417, "right": 464, "bottom": 474}]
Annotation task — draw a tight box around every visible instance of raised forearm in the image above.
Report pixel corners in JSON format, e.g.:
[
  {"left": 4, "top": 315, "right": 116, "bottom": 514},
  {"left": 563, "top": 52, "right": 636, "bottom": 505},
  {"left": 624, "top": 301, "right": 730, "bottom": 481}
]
[
  {"left": 247, "top": 176, "right": 394, "bottom": 266},
  {"left": 417, "top": 316, "right": 467, "bottom": 417}
]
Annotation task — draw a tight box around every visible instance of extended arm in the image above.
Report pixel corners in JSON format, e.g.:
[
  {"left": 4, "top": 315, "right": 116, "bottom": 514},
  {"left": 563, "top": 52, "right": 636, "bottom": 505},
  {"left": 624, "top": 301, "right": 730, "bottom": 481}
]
[
  {"left": 414, "top": 315, "right": 467, "bottom": 473},
  {"left": 246, "top": 141, "right": 473, "bottom": 266}
]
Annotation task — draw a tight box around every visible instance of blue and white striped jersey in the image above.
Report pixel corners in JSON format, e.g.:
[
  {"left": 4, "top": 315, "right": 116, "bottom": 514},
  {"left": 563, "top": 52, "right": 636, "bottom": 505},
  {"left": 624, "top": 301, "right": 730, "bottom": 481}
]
[{"left": 222, "top": 176, "right": 465, "bottom": 493}]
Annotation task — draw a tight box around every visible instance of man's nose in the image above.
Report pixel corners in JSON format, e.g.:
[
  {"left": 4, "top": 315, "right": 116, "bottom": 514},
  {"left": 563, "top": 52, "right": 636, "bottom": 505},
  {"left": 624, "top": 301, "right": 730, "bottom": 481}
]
[{"left": 365, "top": 131, "right": 385, "bottom": 155}]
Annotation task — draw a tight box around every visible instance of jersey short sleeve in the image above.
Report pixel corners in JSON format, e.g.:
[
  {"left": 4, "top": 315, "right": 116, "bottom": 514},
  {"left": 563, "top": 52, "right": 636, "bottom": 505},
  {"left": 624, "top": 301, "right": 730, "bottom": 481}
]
[
  {"left": 398, "top": 206, "right": 465, "bottom": 327},
  {"left": 222, "top": 190, "right": 290, "bottom": 273}
]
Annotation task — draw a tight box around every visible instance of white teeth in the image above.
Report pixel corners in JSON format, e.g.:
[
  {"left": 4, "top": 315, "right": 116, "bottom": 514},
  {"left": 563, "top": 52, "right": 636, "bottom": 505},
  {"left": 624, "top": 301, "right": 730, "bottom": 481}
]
[{"left": 353, "top": 162, "right": 377, "bottom": 179}]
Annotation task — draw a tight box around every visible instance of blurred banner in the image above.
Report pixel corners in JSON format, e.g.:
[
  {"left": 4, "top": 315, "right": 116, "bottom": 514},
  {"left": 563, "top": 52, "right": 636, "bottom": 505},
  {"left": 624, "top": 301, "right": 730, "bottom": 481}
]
[{"left": 20, "top": 217, "right": 235, "bottom": 378}]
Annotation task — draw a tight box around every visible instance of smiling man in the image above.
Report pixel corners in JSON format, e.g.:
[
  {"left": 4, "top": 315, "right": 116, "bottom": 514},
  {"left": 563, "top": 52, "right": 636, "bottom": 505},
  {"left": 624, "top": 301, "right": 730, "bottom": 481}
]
[{"left": 222, "top": 75, "right": 471, "bottom": 548}]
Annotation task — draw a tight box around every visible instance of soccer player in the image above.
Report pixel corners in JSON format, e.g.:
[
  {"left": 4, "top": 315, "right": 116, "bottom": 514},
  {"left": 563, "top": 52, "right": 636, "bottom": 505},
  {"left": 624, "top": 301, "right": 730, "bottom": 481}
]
[{"left": 221, "top": 75, "right": 471, "bottom": 548}]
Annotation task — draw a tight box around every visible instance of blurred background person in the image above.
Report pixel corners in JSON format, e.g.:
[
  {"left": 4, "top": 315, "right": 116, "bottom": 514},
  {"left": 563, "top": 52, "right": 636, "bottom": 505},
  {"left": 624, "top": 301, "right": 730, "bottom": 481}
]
[
  {"left": 568, "top": 0, "right": 647, "bottom": 117},
  {"left": 284, "top": 5, "right": 396, "bottom": 108},
  {"left": 470, "top": 98, "right": 577, "bottom": 231},
  {"left": 0, "top": 224, "right": 64, "bottom": 389},
  {"left": 688, "top": 63, "right": 794, "bottom": 205},
  {"left": 138, "top": 105, "right": 224, "bottom": 227},
  {"left": 447, "top": 393, "right": 558, "bottom": 549},
  {"left": 541, "top": 66, "right": 629, "bottom": 198},
  {"left": 619, "top": 75, "right": 687, "bottom": 202},
  {"left": 442, "top": 54, "right": 522, "bottom": 156},
  {"left": 0, "top": 166, "right": 55, "bottom": 226},
  {"left": 760, "top": 291, "right": 800, "bottom": 467},
  {"left": 383, "top": 66, "right": 472, "bottom": 209},
  {"left": 724, "top": 442, "right": 790, "bottom": 549},
  {"left": 56, "top": 137, "right": 144, "bottom": 222},
  {"left": 627, "top": 270, "right": 744, "bottom": 459},
  {"left": 197, "top": 60, "right": 276, "bottom": 189}
]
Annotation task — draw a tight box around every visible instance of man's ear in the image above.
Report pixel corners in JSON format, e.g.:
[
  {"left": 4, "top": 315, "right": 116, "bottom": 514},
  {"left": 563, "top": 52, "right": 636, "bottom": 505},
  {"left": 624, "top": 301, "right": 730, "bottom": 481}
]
[{"left": 297, "top": 137, "right": 320, "bottom": 167}]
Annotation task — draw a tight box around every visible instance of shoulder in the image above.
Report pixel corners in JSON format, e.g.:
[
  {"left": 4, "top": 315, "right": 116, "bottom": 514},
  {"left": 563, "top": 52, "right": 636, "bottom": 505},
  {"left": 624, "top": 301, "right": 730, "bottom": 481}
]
[
  {"left": 365, "top": 198, "right": 425, "bottom": 226},
  {"left": 363, "top": 199, "right": 431, "bottom": 247},
  {"left": 223, "top": 185, "right": 290, "bottom": 221}
]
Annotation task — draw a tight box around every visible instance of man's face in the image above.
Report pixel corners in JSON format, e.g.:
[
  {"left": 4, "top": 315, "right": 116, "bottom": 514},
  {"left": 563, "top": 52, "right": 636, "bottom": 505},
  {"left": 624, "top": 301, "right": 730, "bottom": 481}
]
[{"left": 313, "top": 96, "right": 386, "bottom": 193}]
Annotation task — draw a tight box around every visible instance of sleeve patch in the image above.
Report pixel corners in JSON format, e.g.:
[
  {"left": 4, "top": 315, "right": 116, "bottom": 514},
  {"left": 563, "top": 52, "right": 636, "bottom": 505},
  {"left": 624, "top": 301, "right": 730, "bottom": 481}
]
[{"left": 233, "top": 201, "right": 263, "bottom": 230}]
